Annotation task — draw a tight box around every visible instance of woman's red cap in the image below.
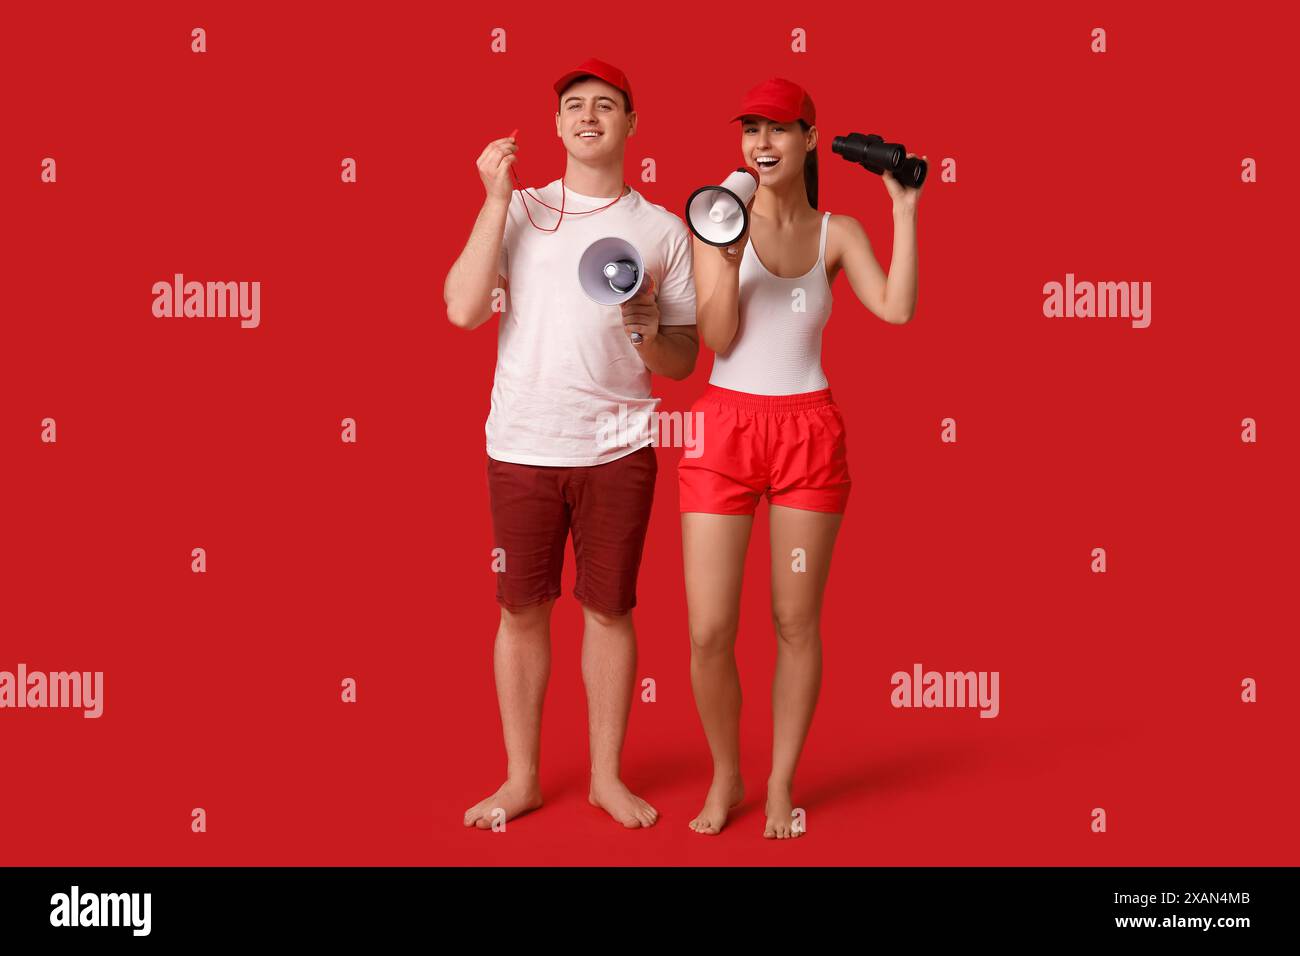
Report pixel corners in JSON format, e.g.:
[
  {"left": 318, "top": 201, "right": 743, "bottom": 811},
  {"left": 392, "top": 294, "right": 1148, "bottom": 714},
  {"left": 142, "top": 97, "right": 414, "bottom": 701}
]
[{"left": 731, "top": 77, "right": 816, "bottom": 125}]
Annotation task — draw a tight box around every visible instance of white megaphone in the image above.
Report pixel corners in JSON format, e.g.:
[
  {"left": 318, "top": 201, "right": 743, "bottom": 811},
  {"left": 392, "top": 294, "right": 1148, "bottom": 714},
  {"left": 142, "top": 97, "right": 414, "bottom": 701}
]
[
  {"left": 685, "top": 167, "right": 759, "bottom": 247},
  {"left": 578, "top": 236, "right": 647, "bottom": 343}
]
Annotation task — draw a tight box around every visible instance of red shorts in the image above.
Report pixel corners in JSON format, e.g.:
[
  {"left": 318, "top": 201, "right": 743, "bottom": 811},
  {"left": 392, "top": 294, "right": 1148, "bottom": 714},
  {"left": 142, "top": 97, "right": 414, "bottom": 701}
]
[
  {"left": 486, "top": 444, "right": 657, "bottom": 615},
  {"left": 678, "top": 385, "right": 851, "bottom": 515}
]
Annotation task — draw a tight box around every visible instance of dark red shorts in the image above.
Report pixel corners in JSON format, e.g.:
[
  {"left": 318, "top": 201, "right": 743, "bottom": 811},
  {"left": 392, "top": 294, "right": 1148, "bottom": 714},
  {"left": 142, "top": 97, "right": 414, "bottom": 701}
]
[
  {"left": 678, "top": 385, "right": 851, "bottom": 515},
  {"left": 486, "top": 444, "right": 657, "bottom": 616}
]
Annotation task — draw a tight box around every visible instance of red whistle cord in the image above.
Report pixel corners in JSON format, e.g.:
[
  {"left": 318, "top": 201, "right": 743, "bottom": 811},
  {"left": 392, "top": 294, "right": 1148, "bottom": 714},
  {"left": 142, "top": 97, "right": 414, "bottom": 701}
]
[{"left": 503, "top": 130, "right": 628, "bottom": 233}]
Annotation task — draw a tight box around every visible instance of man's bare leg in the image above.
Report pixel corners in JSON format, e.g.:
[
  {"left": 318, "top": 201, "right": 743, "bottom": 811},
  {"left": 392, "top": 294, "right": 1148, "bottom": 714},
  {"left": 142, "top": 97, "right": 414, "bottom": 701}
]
[
  {"left": 463, "top": 599, "right": 554, "bottom": 828},
  {"left": 582, "top": 604, "right": 658, "bottom": 828}
]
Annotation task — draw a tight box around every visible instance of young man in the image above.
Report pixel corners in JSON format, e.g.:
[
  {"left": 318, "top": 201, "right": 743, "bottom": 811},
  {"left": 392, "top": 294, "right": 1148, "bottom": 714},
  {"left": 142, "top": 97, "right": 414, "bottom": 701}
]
[{"left": 444, "top": 58, "right": 699, "bottom": 829}]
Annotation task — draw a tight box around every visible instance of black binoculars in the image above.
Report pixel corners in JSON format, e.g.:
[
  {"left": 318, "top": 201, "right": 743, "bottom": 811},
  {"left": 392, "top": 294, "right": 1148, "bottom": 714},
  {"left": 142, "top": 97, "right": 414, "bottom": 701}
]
[{"left": 832, "top": 133, "right": 927, "bottom": 188}]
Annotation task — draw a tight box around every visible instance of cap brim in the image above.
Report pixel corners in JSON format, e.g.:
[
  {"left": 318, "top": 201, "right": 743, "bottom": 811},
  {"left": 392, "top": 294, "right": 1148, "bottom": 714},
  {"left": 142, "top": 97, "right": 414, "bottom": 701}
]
[
  {"left": 732, "top": 105, "right": 801, "bottom": 123},
  {"left": 554, "top": 70, "right": 585, "bottom": 95}
]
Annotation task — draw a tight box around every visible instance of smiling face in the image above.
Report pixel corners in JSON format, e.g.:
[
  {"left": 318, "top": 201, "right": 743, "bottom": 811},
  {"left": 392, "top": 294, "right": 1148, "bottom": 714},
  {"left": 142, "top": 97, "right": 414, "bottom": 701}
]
[
  {"left": 741, "top": 115, "right": 817, "bottom": 186},
  {"left": 555, "top": 77, "right": 635, "bottom": 162}
]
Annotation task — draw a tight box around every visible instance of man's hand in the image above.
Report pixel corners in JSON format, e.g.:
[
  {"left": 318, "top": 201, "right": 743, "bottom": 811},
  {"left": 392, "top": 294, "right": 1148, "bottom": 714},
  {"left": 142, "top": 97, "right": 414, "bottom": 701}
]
[
  {"left": 620, "top": 271, "right": 660, "bottom": 347},
  {"left": 476, "top": 133, "right": 518, "bottom": 203}
]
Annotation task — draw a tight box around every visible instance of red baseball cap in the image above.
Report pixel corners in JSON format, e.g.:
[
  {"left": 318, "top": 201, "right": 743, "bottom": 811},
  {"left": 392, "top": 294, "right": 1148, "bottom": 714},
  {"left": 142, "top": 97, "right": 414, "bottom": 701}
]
[
  {"left": 553, "top": 57, "right": 634, "bottom": 111},
  {"left": 731, "top": 77, "right": 816, "bottom": 125}
]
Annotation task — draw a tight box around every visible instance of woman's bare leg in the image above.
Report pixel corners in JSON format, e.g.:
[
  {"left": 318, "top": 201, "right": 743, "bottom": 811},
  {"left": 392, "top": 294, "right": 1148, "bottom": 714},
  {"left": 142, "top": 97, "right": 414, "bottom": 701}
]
[
  {"left": 682, "top": 511, "right": 753, "bottom": 834},
  {"left": 765, "top": 504, "right": 842, "bottom": 838}
]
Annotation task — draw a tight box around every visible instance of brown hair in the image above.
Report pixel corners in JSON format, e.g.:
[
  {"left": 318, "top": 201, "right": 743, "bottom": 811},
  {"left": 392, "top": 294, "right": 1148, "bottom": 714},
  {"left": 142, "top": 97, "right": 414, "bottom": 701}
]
[{"left": 799, "top": 120, "right": 818, "bottom": 209}]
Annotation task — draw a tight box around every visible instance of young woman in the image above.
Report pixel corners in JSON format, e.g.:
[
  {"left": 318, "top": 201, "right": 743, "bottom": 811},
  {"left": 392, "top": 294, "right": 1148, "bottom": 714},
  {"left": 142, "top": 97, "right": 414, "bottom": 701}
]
[{"left": 679, "top": 78, "right": 924, "bottom": 838}]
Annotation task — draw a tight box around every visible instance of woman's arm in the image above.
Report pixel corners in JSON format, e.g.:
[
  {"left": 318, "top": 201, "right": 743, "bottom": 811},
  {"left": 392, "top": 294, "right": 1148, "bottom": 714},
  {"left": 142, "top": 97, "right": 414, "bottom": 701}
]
[
  {"left": 690, "top": 233, "right": 744, "bottom": 354},
  {"left": 833, "top": 152, "right": 925, "bottom": 325}
]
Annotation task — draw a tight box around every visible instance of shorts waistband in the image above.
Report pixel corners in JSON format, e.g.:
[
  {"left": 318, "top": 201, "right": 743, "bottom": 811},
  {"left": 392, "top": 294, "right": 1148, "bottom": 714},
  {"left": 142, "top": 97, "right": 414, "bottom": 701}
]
[{"left": 702, "top": 384, "right": 834, "bottom": 411}]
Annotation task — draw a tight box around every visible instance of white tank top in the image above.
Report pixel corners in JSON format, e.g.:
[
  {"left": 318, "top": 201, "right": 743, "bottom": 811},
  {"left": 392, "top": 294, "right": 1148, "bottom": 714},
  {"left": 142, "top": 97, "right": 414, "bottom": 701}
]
[{"left": 708, "top": 210, "right": 832, "bottom": 396}]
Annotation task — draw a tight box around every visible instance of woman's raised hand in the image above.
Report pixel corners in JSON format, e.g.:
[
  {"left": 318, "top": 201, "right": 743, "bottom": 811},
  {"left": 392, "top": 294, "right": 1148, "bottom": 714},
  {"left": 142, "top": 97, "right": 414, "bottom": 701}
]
[
  {"left": 719, "top": 194, "right": 757, "bottom": 267},
  {"left": 882, "top": 152, "right": 927, "bottom": 211}
]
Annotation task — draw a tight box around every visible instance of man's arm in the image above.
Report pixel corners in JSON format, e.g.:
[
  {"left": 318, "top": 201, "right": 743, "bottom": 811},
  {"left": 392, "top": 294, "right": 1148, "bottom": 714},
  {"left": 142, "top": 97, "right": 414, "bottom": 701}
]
[
  {"left": 638, "top": 323, "right": 699, "bottom": 380},
  {"left": 443, "top": 134, "right": 517, "bottom": 330},
  {"left": 619, "top": 272, "right": 699, "bottom": 380}
]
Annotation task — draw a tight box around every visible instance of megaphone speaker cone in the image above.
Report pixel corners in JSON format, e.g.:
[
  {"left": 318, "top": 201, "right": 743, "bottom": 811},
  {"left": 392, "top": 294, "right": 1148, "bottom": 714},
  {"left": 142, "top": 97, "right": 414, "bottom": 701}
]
[
  {"left": 577, "top": 236, "right": 646, "bottom": 306},
  {"left": 686, "top": 167, "right": 759, "bottom": 247}
]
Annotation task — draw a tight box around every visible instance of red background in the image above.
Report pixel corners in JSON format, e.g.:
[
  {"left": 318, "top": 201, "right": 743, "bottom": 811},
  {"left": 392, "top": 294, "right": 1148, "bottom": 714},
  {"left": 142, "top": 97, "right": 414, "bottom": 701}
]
[{"left": 3, "top": 1, "right": 1296, "bottom": 866}]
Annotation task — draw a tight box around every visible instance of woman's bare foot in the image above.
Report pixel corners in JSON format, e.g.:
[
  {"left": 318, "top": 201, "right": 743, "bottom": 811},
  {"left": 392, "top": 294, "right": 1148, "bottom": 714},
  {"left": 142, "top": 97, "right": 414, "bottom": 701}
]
[
  {"left": 589, "top": 774, "right": 658, "bottom": 828},
  {"left": 688, "top": 772, "right": 745, "bottom": 835},
  {"left": 763, "top": 779, "right": 802, "bottom": 839},
  {"left": 463, "top": 779, "right": 543, "bottom": 829}
]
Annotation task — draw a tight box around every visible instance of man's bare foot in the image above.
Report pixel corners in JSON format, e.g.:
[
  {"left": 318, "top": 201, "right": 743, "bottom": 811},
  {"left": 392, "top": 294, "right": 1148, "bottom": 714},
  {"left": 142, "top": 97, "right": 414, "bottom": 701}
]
[
  {"left": 762, "top": 780, "right": 803, "bottom": 839},
  {"left": 688, "top": 773, "right": 744, "bottom": 835},
  {"left": 463, "top": 779, "right": 542, "bottom": 829},
  {"left": 588, "top": 774, "right": 658, "bottom": 828}
]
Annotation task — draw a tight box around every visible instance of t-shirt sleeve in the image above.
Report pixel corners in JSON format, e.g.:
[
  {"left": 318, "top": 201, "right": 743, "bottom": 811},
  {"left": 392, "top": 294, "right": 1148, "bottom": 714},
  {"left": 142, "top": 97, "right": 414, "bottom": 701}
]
[{"left": 656, "top": 226, "right": 697, "bottom": 326}]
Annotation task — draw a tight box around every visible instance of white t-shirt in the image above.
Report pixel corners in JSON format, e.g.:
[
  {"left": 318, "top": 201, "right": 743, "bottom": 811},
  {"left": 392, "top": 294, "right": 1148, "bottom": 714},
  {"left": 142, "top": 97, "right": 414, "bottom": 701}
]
[{"left": 487, "top": 179, "right": 697, "bottom": 467}]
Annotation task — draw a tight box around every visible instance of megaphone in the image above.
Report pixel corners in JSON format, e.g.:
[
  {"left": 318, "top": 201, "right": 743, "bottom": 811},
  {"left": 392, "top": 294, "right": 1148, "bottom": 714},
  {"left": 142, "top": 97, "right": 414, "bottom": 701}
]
[
  {"left": 831, "top": 132, "right": 927, "bottom": 188},
  {"left": 685, "top": 167, "right": 759, "bottom": 247},
  {"left": 578, "top": 236, "right": 646, "bottom": 343}
]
